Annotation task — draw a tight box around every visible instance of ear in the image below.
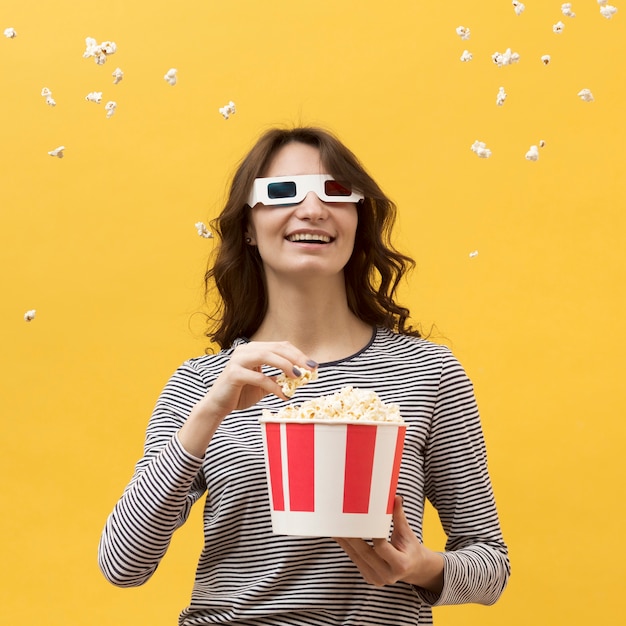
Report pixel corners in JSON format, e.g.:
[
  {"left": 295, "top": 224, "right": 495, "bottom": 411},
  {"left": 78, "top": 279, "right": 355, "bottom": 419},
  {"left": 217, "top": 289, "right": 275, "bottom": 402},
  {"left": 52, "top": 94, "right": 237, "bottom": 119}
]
[{"left": 244, "top": 230, "right": 256, "bottom": 245}]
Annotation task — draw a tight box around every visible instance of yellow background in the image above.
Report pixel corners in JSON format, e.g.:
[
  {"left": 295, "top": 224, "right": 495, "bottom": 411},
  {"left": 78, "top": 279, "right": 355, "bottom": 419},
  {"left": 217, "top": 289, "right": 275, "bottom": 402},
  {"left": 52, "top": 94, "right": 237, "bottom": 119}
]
[{"left": 1, "top": 1, "right": 624, "bottom": 624}]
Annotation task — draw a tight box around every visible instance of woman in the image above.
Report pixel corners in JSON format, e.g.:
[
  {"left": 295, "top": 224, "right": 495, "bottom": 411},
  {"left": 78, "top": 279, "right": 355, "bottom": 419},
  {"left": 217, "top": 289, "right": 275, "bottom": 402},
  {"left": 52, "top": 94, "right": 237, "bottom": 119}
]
[{"left": 98, "top": 126, "right": 510, "bottom": 625}]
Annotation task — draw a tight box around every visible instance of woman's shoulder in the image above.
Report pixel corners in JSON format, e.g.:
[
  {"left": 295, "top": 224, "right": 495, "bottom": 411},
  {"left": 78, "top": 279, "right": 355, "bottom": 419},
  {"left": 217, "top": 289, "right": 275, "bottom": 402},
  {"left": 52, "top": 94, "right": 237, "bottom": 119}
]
[{"left": 374, "top": 326, "right": 454, "bottom": 359}]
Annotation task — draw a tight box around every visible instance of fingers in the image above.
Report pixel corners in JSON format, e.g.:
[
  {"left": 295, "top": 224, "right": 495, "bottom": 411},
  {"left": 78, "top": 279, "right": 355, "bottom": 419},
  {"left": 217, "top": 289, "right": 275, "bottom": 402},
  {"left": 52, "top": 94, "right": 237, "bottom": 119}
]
[{"left": 231, "top": 341, "right": 317, "bottom": 379}]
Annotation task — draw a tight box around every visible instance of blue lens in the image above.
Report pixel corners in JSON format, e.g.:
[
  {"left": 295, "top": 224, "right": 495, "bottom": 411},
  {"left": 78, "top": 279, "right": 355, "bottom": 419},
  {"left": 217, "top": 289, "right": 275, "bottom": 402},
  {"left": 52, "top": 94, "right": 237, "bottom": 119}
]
[{"left": 267, "top": 181, "right": 297, "bottom": 199}]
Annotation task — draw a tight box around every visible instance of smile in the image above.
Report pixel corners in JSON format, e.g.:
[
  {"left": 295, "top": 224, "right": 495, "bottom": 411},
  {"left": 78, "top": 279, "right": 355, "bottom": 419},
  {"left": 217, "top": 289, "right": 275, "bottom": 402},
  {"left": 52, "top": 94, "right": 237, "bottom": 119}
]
[{"left": 286, "top": 233, "right": 333, "bottom": 244}]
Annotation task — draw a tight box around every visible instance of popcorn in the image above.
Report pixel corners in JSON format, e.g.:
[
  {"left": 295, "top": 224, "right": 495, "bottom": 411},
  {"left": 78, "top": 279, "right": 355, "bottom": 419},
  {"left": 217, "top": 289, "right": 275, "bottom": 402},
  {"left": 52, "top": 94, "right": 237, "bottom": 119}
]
[
  {"left": 600, "top": 4, "right": 618, "bottom": 18},
  {"left": 85, "top": 91, "right": 103, "bottom": 103},
  {"left": 512, "top": 1, "right": 525, "bottom": 16},
  {"left": 275, "top": 367, "right": 318, "bottom": 398},
  {"left": 41, "top": 87, "right": 56, "bottom": 106},
  {"left": 460, "top": 50, "right": 473, "bottom": 62},
  {"left": 578, "top": 88, "right": 594, "bottom": 102},
  {"left": 164, "top": 68, "right": 177, "bottom": 86},
  {"left": 4, "top": 27, "right": 17, "bottom": 38},
  {"left": 561, "top": 3, "right": 576, "bottom": 17},
  {"left": 48, "top": 146, "right": 65, "bottom": 158},
  {"left": 455, "top": 25, "right": 470, "bottom": 40},
  {"left": 541, "top": 54, "right": 551, "bottom": 65},
  {"left": 525, "top": 145, "right": 539, "bottom": 161},
  {"left": 83, "top": 37, "right": 117, "bottom": 65},
  {"left": 104, "top": 101, "right": 117, "bottom": 118},
  {"left": 492, "top": 48, "right": 520, "bottom": 66},
  {"left": 219, "top": 100, "right": 236, "bottom": 119},
  {"left": 553, "top": 21, "right": 565, "bottom": 33},
  {"left": 263, "top": 386, "right": 403, "bottom": 423},
  {"left": 469, "top": 250, "right": 479, "bottom": 258},
  {"left": 112, "top": 67, "right": 124, "bottom": 84},
  {"left": 539, "top": 139, "right": 546, "bottom": 148},
  {"left": 496, "top": 86, "right": 507, "bottom": 106},
  {"left": 195, "top": 222, "right": 213, "bottom": 238},
  {"left": 471, "top": 140, "right": 492, "bottom": 158},
  {"left": 24, "top": 309, "right": 36, "bottom": 322}
]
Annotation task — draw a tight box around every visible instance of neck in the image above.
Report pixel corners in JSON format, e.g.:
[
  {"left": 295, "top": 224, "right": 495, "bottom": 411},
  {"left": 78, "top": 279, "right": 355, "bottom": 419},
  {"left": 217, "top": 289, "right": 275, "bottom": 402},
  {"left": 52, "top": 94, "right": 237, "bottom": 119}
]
[{"left": 251, "top": 274, "right": 374, "bottom": 363}]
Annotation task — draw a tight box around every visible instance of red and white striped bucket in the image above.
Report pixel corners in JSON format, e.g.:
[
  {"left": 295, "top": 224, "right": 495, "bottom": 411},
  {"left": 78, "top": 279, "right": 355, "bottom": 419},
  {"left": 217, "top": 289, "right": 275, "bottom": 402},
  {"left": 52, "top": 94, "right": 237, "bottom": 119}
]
[{"left": 259, "top": 419, "right": 406, "bottom": 538}]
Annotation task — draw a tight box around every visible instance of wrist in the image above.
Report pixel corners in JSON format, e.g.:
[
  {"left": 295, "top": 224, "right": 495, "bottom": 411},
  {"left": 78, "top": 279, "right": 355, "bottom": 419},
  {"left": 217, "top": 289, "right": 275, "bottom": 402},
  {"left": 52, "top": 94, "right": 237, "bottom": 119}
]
[{"left": 408, "top": 548, "right": 444, "bottom": 595}]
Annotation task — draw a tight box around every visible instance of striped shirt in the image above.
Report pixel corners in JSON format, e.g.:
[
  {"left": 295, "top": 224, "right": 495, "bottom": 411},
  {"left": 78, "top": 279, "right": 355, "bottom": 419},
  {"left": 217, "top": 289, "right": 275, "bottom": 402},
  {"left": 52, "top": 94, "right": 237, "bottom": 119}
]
[{"left": 98, "top": 327, "right": 510, "bottom": 625}]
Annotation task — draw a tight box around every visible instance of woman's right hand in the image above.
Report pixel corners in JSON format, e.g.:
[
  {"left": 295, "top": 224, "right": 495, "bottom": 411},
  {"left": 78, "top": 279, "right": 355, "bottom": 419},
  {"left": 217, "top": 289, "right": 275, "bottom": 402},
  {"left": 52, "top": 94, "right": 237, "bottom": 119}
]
[{"left": 177, "top": 341, "right": 317, "bottom": 457}]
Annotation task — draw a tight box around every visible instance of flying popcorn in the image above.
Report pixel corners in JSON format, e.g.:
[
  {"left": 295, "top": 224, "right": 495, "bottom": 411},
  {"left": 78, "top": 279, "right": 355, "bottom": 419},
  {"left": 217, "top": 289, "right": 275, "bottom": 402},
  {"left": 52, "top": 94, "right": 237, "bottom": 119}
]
[
  {"left": 455, "top": 25, "right": 470, "bottom": 40},
  {"left": 48, "top": 146, "right": 65, "bottom": 158},
  {"left": 471, "top": 140, "right": 492, "bottom": 158},
  {"left": 525, "top": 145, "right": 539, "bottom": 161},
  {"left": 541, "top": 54, "right": 551, "bottom": 65},
  {"left": 553, "top": 21, "right": 565, "bottom": 33},
  {"left": 512, "top": 1, "right": 525, "bottom": 16},
  {"left": 41, "top": 87, "right": 56, "bottom": 106},
  {"left": 85, "top": 91, "right": 103, "bottom": 103},
  {"left": 195, "top": 222, "right": 213, "bottom": 238},
  {"left": 460, "top": 50, "right": 473, "bottom": 62},
  {"left": 492, "top": 48, "right": 520, "bottom": 66},
  {"left": 539, "top": 139, "right": 546, "bottom": 148},
  {"left": 578, "top": 88, "right": 594, "bottom": 102},
  {"left": 83, "top": 37, "right": 117, "bottom": 65},
  {"left": 164, "top": 68, "right": 177, "bottom": 86},
  {"left": 24, "top": 309, "right": 36, "bottom": 322},
  {"left": 219, "top": 100, "right": 236, "bottom": 119},
  {"left": 600, "top": 4, "right": 618, "bottom": 18},
  {"left": 4, "top": 27, "right": 17, "bottom": 38},
  {"left": 469, "top": 250, "right": 479, "bottom": 258},
  {"left": 104, "top": 101, "right": 117, "bottom": 118},
  {"left": 561, "top": 3, "right": 576, "bottom": 17},
  {"left": 112, "top": 67, "right": 124, "bottom": 84},
  {"left": 496, "top": 86, "right": 507, "bottom": 106}
]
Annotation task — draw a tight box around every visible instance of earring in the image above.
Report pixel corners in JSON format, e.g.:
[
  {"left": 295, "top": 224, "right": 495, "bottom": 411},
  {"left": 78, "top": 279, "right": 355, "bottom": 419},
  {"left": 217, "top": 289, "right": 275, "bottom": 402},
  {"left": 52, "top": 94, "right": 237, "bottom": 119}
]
[{"left": 245, "top": 237, "right": 252, "bottom": 244}]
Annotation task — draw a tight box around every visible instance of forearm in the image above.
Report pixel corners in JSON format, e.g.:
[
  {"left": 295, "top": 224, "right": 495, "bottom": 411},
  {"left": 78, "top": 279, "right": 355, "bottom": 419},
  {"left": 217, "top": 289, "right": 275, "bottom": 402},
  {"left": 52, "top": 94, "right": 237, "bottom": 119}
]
[{"left": 98, "top": 434, "right": 203, "bottom": 587}]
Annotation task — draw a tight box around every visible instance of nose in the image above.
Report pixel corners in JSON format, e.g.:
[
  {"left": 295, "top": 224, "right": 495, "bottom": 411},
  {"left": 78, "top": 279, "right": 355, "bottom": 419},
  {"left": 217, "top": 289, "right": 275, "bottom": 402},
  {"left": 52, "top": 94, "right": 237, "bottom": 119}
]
[{"left": 294, "top": 191, "right": 328, "bottom": 220}]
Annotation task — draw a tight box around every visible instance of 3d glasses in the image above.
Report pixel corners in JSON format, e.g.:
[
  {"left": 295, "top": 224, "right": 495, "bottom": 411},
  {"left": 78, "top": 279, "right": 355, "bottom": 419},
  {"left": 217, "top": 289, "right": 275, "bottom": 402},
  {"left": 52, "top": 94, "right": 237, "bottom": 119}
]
[{"left": 248, "top": 174, "right": 364, "bottom": 207}]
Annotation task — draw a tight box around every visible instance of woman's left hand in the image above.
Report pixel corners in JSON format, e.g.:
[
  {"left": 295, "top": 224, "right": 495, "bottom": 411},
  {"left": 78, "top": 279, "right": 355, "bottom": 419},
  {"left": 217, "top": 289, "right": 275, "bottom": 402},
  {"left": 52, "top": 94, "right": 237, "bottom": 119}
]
[{"left": 334, "top": 495, "right": 444, "bottom": 594}]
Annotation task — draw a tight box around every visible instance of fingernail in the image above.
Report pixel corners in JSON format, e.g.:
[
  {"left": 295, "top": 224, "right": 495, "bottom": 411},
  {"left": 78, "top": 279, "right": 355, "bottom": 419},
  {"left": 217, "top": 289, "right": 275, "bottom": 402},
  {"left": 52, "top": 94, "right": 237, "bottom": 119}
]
[
  {"left": 305, "top": 359, "right": 318, "bottom": 368},
  {"left": 292, "top": 366, "right": 302, "bottom": 377}
]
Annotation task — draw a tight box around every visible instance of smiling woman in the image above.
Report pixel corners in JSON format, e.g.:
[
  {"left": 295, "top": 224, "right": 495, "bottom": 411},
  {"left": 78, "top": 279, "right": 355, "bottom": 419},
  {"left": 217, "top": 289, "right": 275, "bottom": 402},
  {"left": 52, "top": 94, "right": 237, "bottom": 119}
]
[{"left": 98, "top": 126, "right": 510, "bottom": 626}]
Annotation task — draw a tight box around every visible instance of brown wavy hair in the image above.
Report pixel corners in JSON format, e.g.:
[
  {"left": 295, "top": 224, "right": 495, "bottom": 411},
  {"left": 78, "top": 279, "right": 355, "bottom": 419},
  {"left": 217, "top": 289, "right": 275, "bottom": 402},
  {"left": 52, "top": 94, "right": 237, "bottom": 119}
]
[{"left": 204, "top": 126, "right": 420, "bottom": 348}]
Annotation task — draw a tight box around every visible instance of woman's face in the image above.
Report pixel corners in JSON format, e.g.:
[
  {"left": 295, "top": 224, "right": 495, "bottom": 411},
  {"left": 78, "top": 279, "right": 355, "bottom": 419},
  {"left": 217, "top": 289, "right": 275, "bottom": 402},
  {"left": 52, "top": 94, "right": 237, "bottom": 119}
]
[{"left": 246, "top": 142, "right": 359, "bottom": 283}]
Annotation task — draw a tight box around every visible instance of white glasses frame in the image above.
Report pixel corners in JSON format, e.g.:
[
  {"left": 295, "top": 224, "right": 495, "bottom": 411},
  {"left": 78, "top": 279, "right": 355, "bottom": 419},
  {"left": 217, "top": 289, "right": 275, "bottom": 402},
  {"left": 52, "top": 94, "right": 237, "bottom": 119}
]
[{"left": 247, "top": 174, "right": 364, "bottom": 207}]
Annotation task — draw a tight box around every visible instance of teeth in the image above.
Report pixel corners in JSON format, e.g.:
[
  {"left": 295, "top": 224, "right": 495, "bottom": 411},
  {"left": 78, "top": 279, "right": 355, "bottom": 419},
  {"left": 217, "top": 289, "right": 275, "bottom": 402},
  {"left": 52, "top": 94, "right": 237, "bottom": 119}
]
[{"left": 288, "top": 233, "right": 331, "bottom": 243}]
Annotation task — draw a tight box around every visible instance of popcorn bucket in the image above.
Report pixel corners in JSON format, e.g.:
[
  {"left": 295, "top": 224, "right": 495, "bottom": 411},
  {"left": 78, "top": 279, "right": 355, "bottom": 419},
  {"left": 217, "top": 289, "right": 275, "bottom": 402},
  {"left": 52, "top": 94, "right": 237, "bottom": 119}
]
[{"left": 259, "top": 419, "right": 406, "bottom": 538}]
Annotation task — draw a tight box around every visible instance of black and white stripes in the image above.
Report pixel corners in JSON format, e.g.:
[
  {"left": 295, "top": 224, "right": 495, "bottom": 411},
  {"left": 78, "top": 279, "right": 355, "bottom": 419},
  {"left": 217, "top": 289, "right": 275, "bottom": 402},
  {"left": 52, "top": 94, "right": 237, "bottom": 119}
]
[{"left": 98, "top": 327, "right": 510, "bottom": 625}]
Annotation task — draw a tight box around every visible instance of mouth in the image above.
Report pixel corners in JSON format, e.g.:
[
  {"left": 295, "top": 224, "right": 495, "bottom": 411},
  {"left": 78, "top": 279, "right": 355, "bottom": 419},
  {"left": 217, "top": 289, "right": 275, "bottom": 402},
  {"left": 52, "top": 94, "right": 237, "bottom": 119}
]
[{"left": 285, "top": 233, "right": 334, "bottom": 244}]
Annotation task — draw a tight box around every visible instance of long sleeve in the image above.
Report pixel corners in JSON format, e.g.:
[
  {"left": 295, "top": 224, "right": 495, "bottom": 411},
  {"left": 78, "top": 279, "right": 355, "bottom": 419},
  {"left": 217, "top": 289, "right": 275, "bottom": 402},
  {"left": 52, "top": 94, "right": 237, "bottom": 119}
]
[
  {"left": 416, "top": 351, "right": 510, "bottom": 606},
  {"left": 98, "top": 364, "right": 209, "bottom": 587}
]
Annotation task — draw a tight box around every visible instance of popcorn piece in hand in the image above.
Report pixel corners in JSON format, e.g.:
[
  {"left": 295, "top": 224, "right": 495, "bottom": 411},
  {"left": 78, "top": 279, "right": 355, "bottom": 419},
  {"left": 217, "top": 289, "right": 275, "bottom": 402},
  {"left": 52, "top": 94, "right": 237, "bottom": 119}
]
[
  {"left": 455, "top": 25, "right": 470, "bottom": 40},
  {"left": 492, "top": 48, "right": 520, "bottom": 66},
  {"left": 4, "top": 27, "right": 17, "bottom": 38},
  {"left": 24, "top": 309, "right": 36, "bottom": 322},
  {"left": 85, "top": 91, "right": 103, "bottom": 103},
  {"left": 460, "top": 50, "right": 473, "bottom": 62},
  {"left": 83, "top": 37, "right": 117, "bottom": 65},
  {"left": 164, "top": 68, "right": 177, "bottom": 86},
  {"left": 276, "top": 367, "right": 318, "bottom": 398},
  {"left": 48, "top": 146, "right": 65, "bottom": 158},
  {"left": 525, "top": 145, "right": 539, "bottom": 161},
  {"left": 600, "top": 4, "right": 618, "bottom": 18},
  {"left": 553, "top": 21, "right": 565, "bottom": 33},
  {"left": 104, "top": 101, "right": 117, "bottom": 118},
  {"left": 541, "top": 54, "right": 551, "bottom": 65},
  {"left": 512, "top": 1, "right": 525, "bottom": 16},
  {"left": 195, "top": 222, "right": 213, "bottom": 238},
  {"left": 496, "top": 86, "right": 507, "bottom": 106},
  {"left": 471, "top": 140, "right": 492, "bottom": 158},
  {"left": 219, "top": 101, "right": 236, "bottom": 119},
  {"left": 561, "top": 3, "right": 576, "bottom": 17},
  {"left": 578, "top": 88, "right": 594, "bottom": 102},
  {"left": 112, "top": 67, "right": 124, "bottom": 84}
]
